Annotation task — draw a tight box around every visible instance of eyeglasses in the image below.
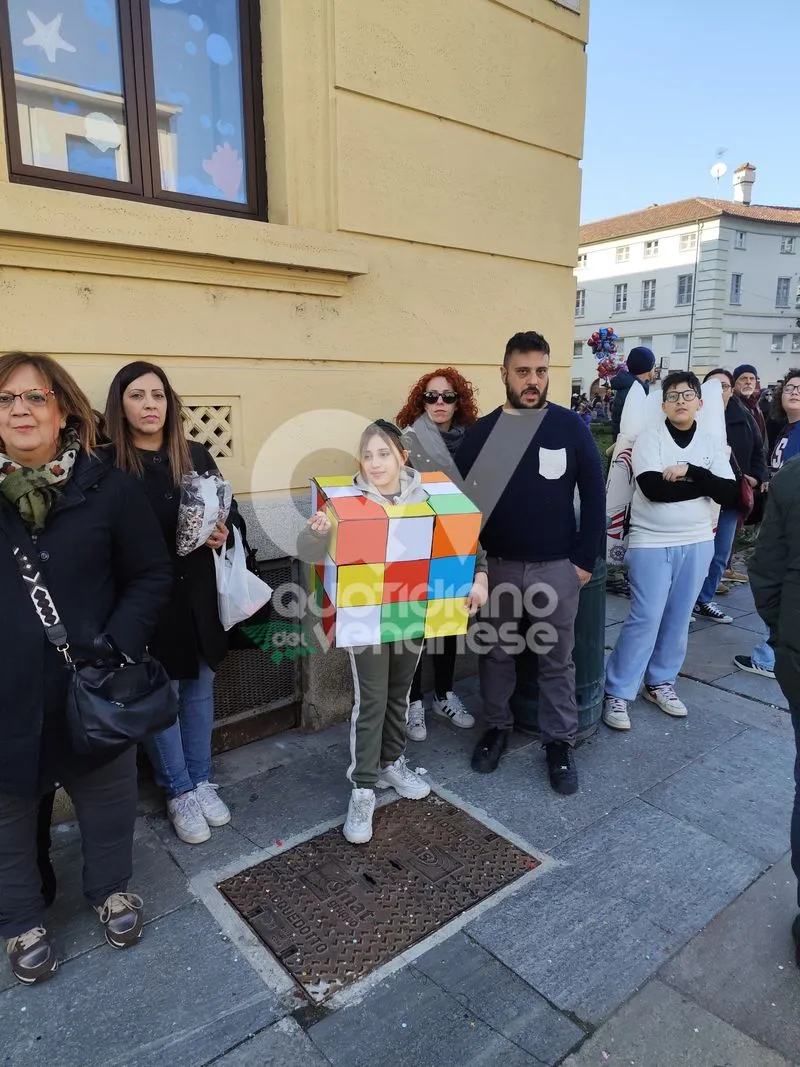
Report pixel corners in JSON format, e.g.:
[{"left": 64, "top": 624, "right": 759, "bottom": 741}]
[
  {"left": 0, "top": 389, "right": 56, "bottom": 409},
  {"left": 423, "top": 390, "right": 458, "bottom": 405},
  {"left": 719, "top": 383, "right": 732, "bottom": 392},
  {"left": 782, "top": 384, "right": 800, "bottom": 396},
  {"left": 664, "top": 389, "right": 698, "bottom": 403}
]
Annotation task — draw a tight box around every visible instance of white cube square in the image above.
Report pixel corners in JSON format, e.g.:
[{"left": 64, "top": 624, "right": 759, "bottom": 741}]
[
  {"left": 422, "top": 482, "right": 462, "bottom": 496},
  {"left": 336, "top": 605, "right": 381, "bottom": 647},
  {"left": 386, "top": 516, "right": 434, "bottom": 563},
  {"left": 324, "top": 486, "right": 362, "bottom": 498},
  {"left": 323, "top": 555, "right": 338, "bottom": 602}
]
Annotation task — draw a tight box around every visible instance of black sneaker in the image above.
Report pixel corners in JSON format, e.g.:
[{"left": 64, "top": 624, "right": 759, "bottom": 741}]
[
  {"left": 5, "top": 926, "right": 58, "bottom": 984},
  {"left": 733, "top": 654, "right": 776, "bottom": 680},
  {"left": 471, "top": 728, "right": 510, "bottom": 774},
  {"left": 792, "top": 914, "right": 800, "bottom": 970},
  {"left": 692, "top": 601, "right": 733, "bottom": 624},
  {"left": 545, "top": 741, "right": 578, "bottom": 795}
]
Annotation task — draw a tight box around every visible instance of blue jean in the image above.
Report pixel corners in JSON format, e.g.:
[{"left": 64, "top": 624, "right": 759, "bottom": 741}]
[
  {"left": 698, "top": 508, "right": 739, "bottom": 605},
  {"left": 145, "top": 661, "right": 216, "bottom": 799},
  {"left": 752, "top": 625, "right": 776, "bottom": 672},
  {"left": 792, "top": 708, "right": 800, "bottom": 908},
  {"left": 605, "top": 542, "right": 714, "bottom": 701}
]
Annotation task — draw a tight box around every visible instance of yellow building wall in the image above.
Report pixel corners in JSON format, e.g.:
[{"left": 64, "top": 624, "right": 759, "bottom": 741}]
[{"left": 0, "top": 0, "right": 589, "bottom": 498}]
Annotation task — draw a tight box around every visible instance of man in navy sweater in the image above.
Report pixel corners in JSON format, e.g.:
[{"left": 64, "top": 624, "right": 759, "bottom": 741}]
[{"left": 456, "top": 331, "right": 606, "bottom": 793}]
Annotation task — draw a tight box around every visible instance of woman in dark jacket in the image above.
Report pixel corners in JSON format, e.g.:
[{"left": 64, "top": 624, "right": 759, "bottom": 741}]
[
  {"left": 0, "top": 351, "right": 171, "bottom": 985},
  {"left": 104, "top": 362, "right": 241, "bottom": 847},
  {"left": 694, "top": 369, "right": 768, "bottom": 621},
  {"left": 395, "top": 368, "right": 484, "bottom": 742}
]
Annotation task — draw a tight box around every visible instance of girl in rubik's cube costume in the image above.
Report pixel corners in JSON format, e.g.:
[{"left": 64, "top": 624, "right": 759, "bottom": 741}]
[{"left": 298, "top": 421, "right": 487, "bottom": 845}]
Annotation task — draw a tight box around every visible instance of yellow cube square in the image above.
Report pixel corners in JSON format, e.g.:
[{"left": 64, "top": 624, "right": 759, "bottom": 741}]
[
  {"left": 337, "top": 563, "right": 385, "bottom": 608},
  {"left": 425, "top": 597, "right": 469, "bottom": 638},
  {"left": 384, "top": 502, "right": 435, "bottom": 519}
]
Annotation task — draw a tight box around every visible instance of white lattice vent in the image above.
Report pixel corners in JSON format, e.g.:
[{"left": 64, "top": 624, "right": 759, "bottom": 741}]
[{"left": 182, "top": 404, "right": 234, "bottom": 459}]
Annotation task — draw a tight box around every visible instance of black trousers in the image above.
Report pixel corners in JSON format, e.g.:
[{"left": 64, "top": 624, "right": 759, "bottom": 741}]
[
  {"left": 409, "top": 635, "right": 458, "bottom": 704},
  {"left": 0, "top": 747, "right": 138, "bottom": 939}
]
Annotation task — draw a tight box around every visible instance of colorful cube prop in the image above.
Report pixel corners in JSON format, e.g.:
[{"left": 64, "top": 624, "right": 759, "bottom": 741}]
[{"left": 309, "top": 472, "right": 481, "bottom": 647}]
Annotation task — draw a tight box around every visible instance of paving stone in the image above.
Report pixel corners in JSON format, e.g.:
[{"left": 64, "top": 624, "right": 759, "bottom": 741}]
[
  {"left": 446, "top": 699, "right": 745, "bottom": 852},
  {"left": 731, "top": 610, "right": 775, "bottom": 634},
  {"left": 562, "top": 979, "right": 794, "bottom": 1067},
  {"left": 308, "top": 956, "right": 541, "bottom": 1066},
  {"left": 0, "top": 902, "right": 282, "bottom": 1067},
  {"left": 213, "top": 724, "right": 352, "bottom": 789},
  {"left": 661, "top": 855, "right": 800, "bottom": 1064},
  {"left": 642, "top": 727, "right": 795, "bottom": 863},
  {"left": 713, "top": 669, "right": 789, "bottom": 710},
  {"left": 222, "top": 750, "right": 351, "bottom": 850},
  {"left": 467, "top": 859, "right": 679, "bottom": 1025},
  {"left": 682, "top": 623, "right": 765, "bottom": 683},
  {"left": 469, "top": 800, "right": 762, "bottom": 1025},
  {"left": 147, "top": 811, "right": 263, "bottom": 878},
  {"left": 604, "top": 596, "right": 630, "bottom": 624},
  {"left": 675, "top": 676, "right": 792, "bottom": 734},
  {"left": 551, "top": 800, "right": 765, "bottom": 939},
  {"left": 413, "top": 932, "right": 584, "bottom": 1065},
  {"left": 213, "top": 1018, "right": 328, "bottom": 1066}
]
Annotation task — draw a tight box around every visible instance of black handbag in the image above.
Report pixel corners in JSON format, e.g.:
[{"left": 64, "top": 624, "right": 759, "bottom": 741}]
[{"left": 13, "top": 546, "right": 178, "bottom": 755}]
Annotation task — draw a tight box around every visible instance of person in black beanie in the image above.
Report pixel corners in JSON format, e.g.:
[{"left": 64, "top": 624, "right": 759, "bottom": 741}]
[{"left": 610, "top": 346, "right": 657, "bottom": 442}]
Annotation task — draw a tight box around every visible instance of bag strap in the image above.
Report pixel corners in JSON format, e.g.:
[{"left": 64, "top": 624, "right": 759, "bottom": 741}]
[{"left": 12, "top": 546, "right": 73, "bottom": 663}]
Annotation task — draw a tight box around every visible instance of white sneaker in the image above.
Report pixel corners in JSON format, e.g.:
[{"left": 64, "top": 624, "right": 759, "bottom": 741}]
[
  {"left": 406, "top": 700, "right": 427, "bottom": 742},
  {"left": 644, "top": 683, "right": 688, "bottom": 718},
  {"left": 375, "top": 755, "right": 431, "bottom": 800},
  {"left": 194, "top": 782, "right": 231, "bottom": 827},
  {"left": 343, "top": 788, "right": 376, "bottom": 844},
  {"left": 432, "top": 691, "right": 475, "bottom": 729},
  {"left": 167, "top": 791, "right": 210, "bottom": 844},
  {"left": 602, "top": 695, "right": 631, "bottom": 731}
]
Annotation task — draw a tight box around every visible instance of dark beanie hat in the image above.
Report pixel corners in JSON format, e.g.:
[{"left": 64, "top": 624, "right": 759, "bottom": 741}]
[
  {"left": 732, "top": 364, "right": 758, "bottom": 383},
  {"left": 626, "top": 346, "right": 656, "bottom": 376}
]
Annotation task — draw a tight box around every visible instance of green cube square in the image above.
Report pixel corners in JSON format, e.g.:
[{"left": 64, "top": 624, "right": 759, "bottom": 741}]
[
  {"left": 428, "top": 494, "right": 480, "bottom": 516},
  {"left": 380, "top": 600, "right": 427, "bottom": 641}
]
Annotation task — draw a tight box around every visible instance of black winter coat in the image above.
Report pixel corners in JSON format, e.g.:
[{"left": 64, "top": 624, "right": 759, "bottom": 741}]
[
  {"left": 113, "top": 442, "right": 242, "bottom": 679},
  {"left": 725, "top": 395, "right": 769, "bottom": 483},
  {"left": 0, "top": 450, "right": 172, "bottom": 797},
  {"left": 750, "top": 458, "right": 800, "bottom": 707},
  {"left": 610, "top": 371, "right": 649, "bottom": 441}
]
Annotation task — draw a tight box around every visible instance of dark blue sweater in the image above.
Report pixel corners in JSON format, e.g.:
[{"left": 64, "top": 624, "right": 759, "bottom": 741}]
[{"left": 455, "top": 404, "right": 606, "bottom": 571}]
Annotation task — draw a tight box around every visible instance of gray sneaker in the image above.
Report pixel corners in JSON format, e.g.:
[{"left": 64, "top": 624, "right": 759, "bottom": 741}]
[{"left": 5, "top": 926, "right": 57, "bottom": 984}]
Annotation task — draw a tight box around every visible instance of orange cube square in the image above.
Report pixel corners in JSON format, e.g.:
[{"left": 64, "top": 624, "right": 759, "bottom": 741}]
[{"left": 432, "top": 513, "right": 481, "bottom": 558}]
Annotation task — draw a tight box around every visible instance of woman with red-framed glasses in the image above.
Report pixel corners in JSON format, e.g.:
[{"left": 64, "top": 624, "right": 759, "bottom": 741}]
[{"left": 395, "top": 368, "right": 487, "bottom": 742}]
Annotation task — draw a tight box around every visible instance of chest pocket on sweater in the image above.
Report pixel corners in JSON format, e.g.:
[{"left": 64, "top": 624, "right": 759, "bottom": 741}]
[{"left": 538, "top": 447, "right": 567, "bottom": 480}]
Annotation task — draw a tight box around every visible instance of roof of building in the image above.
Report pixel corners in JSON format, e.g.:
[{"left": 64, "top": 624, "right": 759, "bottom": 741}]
[{"left": 580, "top": 197, "right": 800, "bottom": 245}]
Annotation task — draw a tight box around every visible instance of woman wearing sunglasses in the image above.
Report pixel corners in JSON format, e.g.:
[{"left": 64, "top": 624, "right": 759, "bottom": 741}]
[{"left": 395, "top": 368, "right": 484, "bottom": 741}]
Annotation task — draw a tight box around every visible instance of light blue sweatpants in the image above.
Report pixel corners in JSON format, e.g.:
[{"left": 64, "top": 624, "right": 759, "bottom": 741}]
[{"left": 605, "top": 542, "right": 714, "bottom": 701}]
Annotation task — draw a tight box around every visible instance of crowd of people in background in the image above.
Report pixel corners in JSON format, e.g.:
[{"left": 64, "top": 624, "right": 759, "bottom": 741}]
[{"left": 2, "top": 337, "right": 799, "bottom": 986}]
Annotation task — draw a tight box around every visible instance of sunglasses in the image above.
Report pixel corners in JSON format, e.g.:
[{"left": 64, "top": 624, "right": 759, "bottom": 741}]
[{"left": 423, "top": 390, "right": 458, "bottom": 405}]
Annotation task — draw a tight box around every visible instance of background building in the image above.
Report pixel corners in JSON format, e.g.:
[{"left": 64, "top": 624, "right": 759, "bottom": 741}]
[
  {"left": 0, "top": 0, "right": 588, "bottom": 739},
  {"left": 572, "top": 165, "right": 800, "bottom": 393}
]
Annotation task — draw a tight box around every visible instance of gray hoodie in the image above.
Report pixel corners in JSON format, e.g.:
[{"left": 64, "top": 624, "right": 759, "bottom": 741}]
[{"left": 296, "top": 467, "right": 487, "bottom": 573}]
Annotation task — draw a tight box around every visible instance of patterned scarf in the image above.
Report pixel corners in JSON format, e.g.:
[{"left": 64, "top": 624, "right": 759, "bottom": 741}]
[
  {"left": 740, "top": 391, "right": 766, "bottom": 441},
  {"left": 0, "top": 428, "right": 80, "bottom": 533}
]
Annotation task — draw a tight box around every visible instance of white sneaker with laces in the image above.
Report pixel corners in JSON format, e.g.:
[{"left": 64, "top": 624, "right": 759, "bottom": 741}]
[
  {"left": 644, "top": 683, "right": 688, "bottom": 717},
  {"left": 406, "top": 700, "right": 427, "bottom": 742},
  {"left": 194, "top": 782, "right": 231, "bottom": 827},
  {"left": 343, "top": 788, "right": 376, "bottom": 844},
  {"left": 602, "top": 695, "right": 631, "bottom": 731},
  {"left": 432, "top": 691, "right": 475, "bottom": 729},
  {"left": 375, "top": 755, "right": 431, "bottom": 800},
  {"left": 167, "top": 790, "right": 210, "bottom": 844}
]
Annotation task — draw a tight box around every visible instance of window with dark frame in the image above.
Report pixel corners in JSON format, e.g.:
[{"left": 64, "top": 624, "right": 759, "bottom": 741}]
[
  {"left": 0, "top": 1, "right": 266, "bottom": 218},
  {"left": 676, "top": 273, "right": 694, "bottom": 306}
]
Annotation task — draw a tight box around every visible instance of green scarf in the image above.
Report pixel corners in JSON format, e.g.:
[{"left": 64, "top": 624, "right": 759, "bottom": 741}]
[{"left": 0, "top": 428, "right": 80, "bottom": 533}]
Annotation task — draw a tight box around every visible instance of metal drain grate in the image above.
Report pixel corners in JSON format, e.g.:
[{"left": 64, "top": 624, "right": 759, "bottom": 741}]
[{"left": 218, "top": 796, "right": 537, "bottom": 1002}]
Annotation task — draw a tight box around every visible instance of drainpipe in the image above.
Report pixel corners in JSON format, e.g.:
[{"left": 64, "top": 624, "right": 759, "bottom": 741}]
[{"left": 687, "top": 219, "right": 703, "bottom": 371}]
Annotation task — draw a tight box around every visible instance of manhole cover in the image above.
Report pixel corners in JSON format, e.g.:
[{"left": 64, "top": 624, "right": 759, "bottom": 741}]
[{"left": 218, "top": 795, "right": 537, "bottom": 1002}]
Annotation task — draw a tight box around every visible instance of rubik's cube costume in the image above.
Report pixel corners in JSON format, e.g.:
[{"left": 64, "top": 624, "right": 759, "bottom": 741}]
[{"left": 300, "top": 468, "right": 484, "bottom": 788}]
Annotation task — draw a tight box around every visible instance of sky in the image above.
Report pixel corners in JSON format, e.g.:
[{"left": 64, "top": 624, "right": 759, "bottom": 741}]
[{"left": 580, "top": 0, "right": 798, "bottom": 223}]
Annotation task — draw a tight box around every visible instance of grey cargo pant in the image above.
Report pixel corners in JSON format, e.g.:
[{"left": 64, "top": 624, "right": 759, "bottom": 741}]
[{"left": 479, "top": 557, "right": 581, "bottom": 744}]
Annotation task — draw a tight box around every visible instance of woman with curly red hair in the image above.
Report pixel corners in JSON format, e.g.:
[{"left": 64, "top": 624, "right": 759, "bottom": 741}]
[{"left": 395, "top": 368, "right": 485, "bottom": 743}]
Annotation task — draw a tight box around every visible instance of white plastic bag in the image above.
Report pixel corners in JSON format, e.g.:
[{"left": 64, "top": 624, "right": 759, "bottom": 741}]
[
  {"left": 176, "top": 471, "right": 232, "bottom": 557},
  {"left": 214, "top": 527, "right": 273, "bottom": 630}
]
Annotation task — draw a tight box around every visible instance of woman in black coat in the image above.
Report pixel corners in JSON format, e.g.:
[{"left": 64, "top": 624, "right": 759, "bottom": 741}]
[
  {"left": 0, "top": 352, "right": 172, "bottom": 985},
  {"left": 104, "top": 362, "right": 241, "bottom": 848}
]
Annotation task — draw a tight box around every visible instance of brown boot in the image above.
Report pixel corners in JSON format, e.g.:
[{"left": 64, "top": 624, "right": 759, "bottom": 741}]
[
  {"left": 6, "top": 926, "right": 58, "bottom": 984},
  {"left": 95, "top": 892, "right": 144, "bottom": 949}
]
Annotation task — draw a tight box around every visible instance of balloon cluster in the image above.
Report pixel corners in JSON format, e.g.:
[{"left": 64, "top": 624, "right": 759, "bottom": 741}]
[{"left": 586, "top": 326, "right": 625, "bottom": 381}]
